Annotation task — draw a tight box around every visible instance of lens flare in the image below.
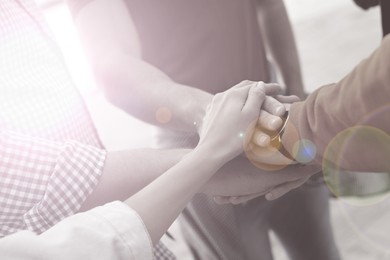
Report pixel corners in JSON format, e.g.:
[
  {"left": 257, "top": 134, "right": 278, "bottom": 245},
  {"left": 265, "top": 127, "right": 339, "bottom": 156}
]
[
  {"left": 292, "top": 138, "right": 316, "bottom": 164},
  {"left": 155, "top": 107, "right": 172, "bottom": 124},
  {"left": 322, "top": 122, "right": 390, "bottom": 255},
  {"left": 322, "top": 126, "right": 390, "bottom": 199}
]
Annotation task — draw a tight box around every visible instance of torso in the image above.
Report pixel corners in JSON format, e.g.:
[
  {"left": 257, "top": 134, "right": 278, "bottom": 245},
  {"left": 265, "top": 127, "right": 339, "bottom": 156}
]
[
  {"left": 126, "top": 0, "right": 270, "bottom": 94},
  {"left": 0, "top": 0, "right": 102, "bottom": 147}
]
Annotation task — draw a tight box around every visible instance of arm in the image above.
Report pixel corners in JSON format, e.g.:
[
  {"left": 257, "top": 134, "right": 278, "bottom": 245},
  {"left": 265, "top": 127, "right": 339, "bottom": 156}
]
[
  {"left": 256, "top": 0, "right": 306, "bottom": 98},
  {"left": 227, "top": 39, "right": 390, "bottom": 202},
  {"left": 79, "top": 84, "right": 286, "bottom": 213},
  {"left": 79, "top": 148, "right": 190, "bottom": 211},
  {"left": 0, "top": 202, "right": 153, "bottom": 260},
  {"left": 1, "top": 81, "right": 268, "bottom": 259},
  {"left": 201, "top": 155, "right": 320, "bottom": 199},
  {"left": 68, "top": 0, "right": 212, "bottom": 133},
  {"left": 68, "top": 0, "right": 286, "bottom": 134},
  {"left": 0, "top": 128, "right": 188, "bottom": 235},
  {"left": 126, "top": 81, "right": 267, "bottom": 243},
  {"left": 249, "top": 36, "right": 390, "bottom": 172},
  {"left": 282, "top": 35, "right": 390, "bottom": 172}
]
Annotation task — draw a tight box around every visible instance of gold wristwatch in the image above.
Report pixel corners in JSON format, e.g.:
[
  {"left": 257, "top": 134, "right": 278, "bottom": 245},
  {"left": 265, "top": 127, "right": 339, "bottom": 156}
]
[{"left": 262, "top": 111, "right": 295, "bottom": 161}]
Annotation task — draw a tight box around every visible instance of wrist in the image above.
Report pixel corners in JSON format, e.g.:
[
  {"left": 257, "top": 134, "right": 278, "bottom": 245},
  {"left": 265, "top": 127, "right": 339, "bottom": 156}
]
[
  {"left": 192, "top": 95, "right": 213, "bottom": 135},
  {"left": 280, "top": 104, "right": 308, "bottom": 164},
  {"left": 193, "top": 143, "right": 229, "bottom": 169}
]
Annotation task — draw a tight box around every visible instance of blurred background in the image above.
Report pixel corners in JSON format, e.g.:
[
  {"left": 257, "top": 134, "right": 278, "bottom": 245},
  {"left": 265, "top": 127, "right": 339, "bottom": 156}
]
[{"left": 35, "top": 0, "right": 389, "bottom": 259}]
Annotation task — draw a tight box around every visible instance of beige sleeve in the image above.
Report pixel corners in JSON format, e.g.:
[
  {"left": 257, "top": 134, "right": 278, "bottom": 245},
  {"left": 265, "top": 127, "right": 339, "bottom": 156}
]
[{"left": 283, "top": 35, "right": 390, "bottom": 172}]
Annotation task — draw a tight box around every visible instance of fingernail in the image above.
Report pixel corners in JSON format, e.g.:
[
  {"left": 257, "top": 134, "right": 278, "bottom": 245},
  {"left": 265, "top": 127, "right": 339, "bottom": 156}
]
[
  {"left": 265, "top": 193, "right": 273, "bottom": 200},
  {"left": 274, "top": 106, "right": 285, "bottom": 116},
  {"left": 257, "top": 135, "right": 269, "bottom": 146},
  {"left": 256, "top": 81, "right": 264, "bottom": 88},
  {"left": 269, "top": 118, "right": 281, "bottom": 129}
]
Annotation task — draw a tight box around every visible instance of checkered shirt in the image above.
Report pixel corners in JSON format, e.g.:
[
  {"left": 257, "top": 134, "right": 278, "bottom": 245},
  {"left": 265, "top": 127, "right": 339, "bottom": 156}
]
[
  {"left": 0, "top": 0, "right": 106, "bottom": 236},
  {"left": 0, "top": 1, "right": 174, "bottom": 258}
]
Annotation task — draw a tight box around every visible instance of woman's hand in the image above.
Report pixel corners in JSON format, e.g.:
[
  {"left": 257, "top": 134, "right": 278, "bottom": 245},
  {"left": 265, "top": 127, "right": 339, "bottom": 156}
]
[{"left": 197, "top": 81, "right": 281, "bottom": 164}]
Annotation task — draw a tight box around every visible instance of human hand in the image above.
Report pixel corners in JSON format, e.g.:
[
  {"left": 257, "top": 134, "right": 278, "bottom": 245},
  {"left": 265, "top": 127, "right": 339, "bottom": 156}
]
[
  {"left": 201, "top": 155, "right": 320, "bottom": 201},
  {"left": 248, "top": 94, "right": 300, "bottom": 147},
  {"left": 213, "top": 177, "right": 310, "bottom": 205},
  {"left": 197, "top": 81, "right": 279, "bottom": 163},
  {"left": 197, "top": 81, "right": 287, "bottom": 137},
  {"left": 243, "top": 95, "right": 301, "bottom": 170}
]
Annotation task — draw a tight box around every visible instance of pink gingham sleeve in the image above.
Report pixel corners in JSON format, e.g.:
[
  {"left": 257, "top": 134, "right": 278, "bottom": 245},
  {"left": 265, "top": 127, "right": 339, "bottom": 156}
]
[{"left": 0, "top": 129, "right": 106, "bottom": 237}]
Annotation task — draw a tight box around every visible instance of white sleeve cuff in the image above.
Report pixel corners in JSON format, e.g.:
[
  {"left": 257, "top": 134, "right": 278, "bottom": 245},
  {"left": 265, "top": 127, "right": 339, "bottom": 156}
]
[{"left": 87, "top": 201, "right": 154, "bottom": 260}]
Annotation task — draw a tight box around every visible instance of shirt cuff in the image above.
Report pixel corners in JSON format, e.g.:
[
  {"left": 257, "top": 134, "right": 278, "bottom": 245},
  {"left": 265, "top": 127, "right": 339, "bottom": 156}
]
[
  {"left": 23, "top": 140, "right": 106, "bottom": 234},
  {"left": 88, "top": 201, "right": 154, "bottom": 260}
]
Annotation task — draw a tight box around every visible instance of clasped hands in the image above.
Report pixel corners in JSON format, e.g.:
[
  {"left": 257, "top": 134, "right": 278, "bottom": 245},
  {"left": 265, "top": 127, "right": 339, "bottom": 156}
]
[{"left": 198, "top": 81, "right": 320, "bottom": 204}]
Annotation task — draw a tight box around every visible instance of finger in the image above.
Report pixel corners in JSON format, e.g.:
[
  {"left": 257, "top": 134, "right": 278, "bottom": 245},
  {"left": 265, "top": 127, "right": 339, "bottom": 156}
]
[
  {"left": 242, "top": 84, "right": 266, "bottom": 114},
  {"left": 282, "top": 163, "right": 321, "bottom": 179},
  {"left": 213, "top": 196, "right": 231, "bottom": 205},
  {"left": 274, "top": 95, "right": 301, "bottom": 104},
  {"left": 231, "top": 80, "right": 257, "bottom": 90},
  {"left": 260, "top": 82, "right": 283, "bottom": 96},
  {"left": 258, "top": 110, "right": 283, "bottom": 131},
  {"left": 223, "top": 81, "right": 255, "bottom": 103},
  {"left": 245, "top": 156, "right": 321, "bottom": 182},
  {"left": 265, "top": 177, "right": 309, "bottom": 201},
  {"left": 229, "top": 192, "right": 266, "bottom": 205},
  {"left": 263, "top": 96, "right": 286, "bottom": 116},
  {"left": 228, "top": 81, "right": 257, "bottom": 102},
  {"left": 252, "top": 129, "right": 271, "bottom": 147}
]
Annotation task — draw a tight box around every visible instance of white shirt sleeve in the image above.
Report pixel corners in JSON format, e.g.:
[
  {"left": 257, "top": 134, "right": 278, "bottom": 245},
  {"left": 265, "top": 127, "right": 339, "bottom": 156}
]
[{"left": 0, "top": 201, "right": 153, "bottom": 260}]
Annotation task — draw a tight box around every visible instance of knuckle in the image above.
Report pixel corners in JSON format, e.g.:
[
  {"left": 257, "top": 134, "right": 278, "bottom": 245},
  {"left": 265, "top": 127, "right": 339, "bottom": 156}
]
[{"left": 241, "top": 80, "right": 252, "bottom": 84}]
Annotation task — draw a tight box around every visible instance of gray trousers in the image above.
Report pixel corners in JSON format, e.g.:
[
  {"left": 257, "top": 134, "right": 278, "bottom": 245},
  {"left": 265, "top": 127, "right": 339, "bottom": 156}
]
[{"left": 179, "top": 174, "right": 340, "bottom": 260}]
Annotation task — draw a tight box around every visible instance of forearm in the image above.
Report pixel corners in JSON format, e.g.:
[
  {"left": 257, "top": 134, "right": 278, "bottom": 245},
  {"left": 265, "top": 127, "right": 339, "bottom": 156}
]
[
  {"left": 125, "top": 82, "right": 268, "bottom": 244},
  {"left": 94, "top": 52, "right": 212, "bottom": 133},
  {"left": 125, "top": 147, "right": 224, "bottom": 244},
  {"left": 80, "top": 148, "right": 190, "bottom": 211},
  {"left": 71, "top": 0, "right": 212, "bottom": 133},
  {"left": 257, "top": 0, "right": 305, "bottom": 98},
  {"left": 283, "top": 36, "right": 390, "bottom": 171}
]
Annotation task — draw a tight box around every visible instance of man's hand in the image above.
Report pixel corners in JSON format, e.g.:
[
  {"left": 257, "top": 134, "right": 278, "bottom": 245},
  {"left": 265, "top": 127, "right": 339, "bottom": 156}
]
[
  {"left": 242, "top": 95, "right": 301, "bottom": 170},
  {"left": 199, "top": 88, "right": 316, "bottom": 203},
  {"left": 201, "top": 155, "right": 320, "bottom": 201}
]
